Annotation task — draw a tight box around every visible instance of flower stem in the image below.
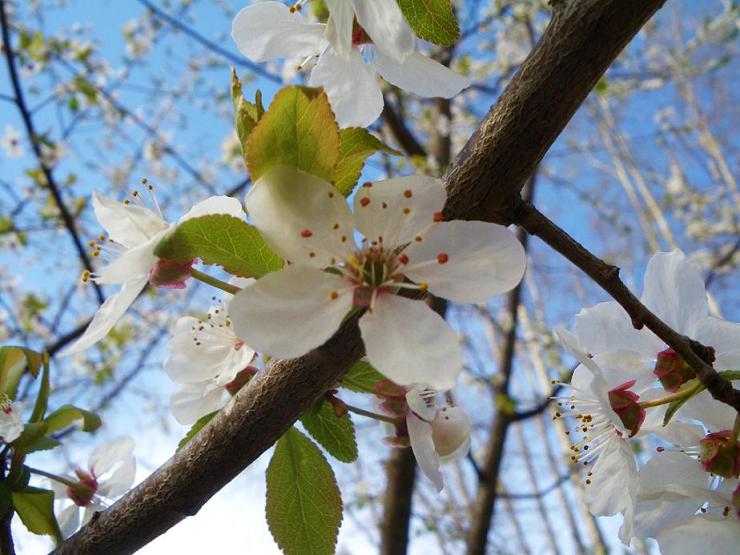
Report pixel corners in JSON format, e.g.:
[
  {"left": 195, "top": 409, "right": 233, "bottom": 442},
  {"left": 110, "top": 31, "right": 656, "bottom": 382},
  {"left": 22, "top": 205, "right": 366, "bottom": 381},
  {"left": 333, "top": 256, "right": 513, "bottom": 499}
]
[
  {"left": 27, "top": 466, "right": 77, "bottom": 488},
  {"left": 344, "top": 403, "right": 399, "bottom": 425},
  {"left": 190, "top": 269, "right": 241, "bottom": 295},
  {"left": 733, "top": 413, "right": 740, "bottom": 441},
  {"left": 638, "top": 381, "right": 704, "bottom": 409}
]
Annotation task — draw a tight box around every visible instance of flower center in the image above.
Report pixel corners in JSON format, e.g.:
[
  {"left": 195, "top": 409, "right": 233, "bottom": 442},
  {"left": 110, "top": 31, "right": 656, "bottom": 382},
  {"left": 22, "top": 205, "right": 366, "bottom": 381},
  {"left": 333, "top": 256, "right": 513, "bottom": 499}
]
[
  {"left": 653, "top": 348, "right": 696, "bottom": 392},
  {"left": 607, "top": 379, "right": 645, "bottom": 437},
  {"left": 345, "top": 246, "right": 405, "bottom": 307},
  {"left": 351, "top": 21, "right": 372, "bottom": 46},
  {"left": 700, "top": 430, "right": 739, "bottom": 479},
  {"left": 67, "top": 469, "right": 99, "bottom": 507}
]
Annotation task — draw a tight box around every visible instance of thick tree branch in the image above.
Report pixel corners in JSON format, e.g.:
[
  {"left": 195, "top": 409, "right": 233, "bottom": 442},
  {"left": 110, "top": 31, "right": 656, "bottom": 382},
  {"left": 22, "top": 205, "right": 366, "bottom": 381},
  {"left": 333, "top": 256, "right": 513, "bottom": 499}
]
[
  {"left": 55, "top": 1, "right": 670, "bottom": 552},
  {"left": 442, "top": 0, "right": 666, "bottom": 224},
  {"left": 514, "top": 201, "right": 740, "bottom": 411}
]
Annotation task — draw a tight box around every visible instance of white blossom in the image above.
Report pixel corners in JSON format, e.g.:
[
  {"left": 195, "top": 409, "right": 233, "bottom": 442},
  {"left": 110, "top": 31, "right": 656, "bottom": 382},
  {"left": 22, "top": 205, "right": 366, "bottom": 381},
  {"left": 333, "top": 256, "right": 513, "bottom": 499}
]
[
  {"left": 231, "top": 1, "right": 469, "bottom": 127},
  {"left": 0, "top": 400, "right": 23, "bottom": 443},
  {"left": 53, "top": 437, "right": 136, "bottom": 538},
  {"left": 229, "top": 167, "right": 526, "bottom": 390},
  {"left": 63, "top": 191, "right": 246, "bottom": 355},
  {"left": 1, "top": 125, "right": 24, "bottom": 158},
  {"left": 166, "top": 281, "right": 256, "bottom": 425}
]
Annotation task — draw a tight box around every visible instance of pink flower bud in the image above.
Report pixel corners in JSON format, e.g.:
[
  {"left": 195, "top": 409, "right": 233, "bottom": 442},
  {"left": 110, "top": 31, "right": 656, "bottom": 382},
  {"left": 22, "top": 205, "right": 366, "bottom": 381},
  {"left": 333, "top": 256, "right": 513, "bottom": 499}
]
[
  {"left": 607, "top": 380, "right": 645, "bottom": 437},
  {"left": 699, "top": 430, "right": 739, "bottom": 479},
  {"left": 653, "top": 349, "right": 696, "bottom": 393},
  {"left": 148, "top": 258, "right": 195, "bottom": 289}
]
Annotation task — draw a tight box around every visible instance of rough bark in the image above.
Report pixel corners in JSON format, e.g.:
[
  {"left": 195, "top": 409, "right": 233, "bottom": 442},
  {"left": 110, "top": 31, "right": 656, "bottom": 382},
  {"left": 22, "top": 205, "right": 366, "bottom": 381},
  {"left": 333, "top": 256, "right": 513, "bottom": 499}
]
[{"left": 54, "top": 1, "right": 668, "bottom": 552}]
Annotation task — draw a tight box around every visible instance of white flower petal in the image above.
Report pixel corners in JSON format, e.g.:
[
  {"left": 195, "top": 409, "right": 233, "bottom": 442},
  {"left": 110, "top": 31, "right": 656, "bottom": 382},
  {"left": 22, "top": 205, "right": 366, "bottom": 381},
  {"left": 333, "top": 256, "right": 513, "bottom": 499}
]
[
  {"left": 92, "top": 192, "right": 168, "bottom": 249},
  {"left": 58, "top": 505, "right": 80, "bottom": 539},
  {"left": 229, "top": 265, "right": 353, "bottom": 359},
  {"left": 324, "top": 0, "right": 353, "bottom": 56},
  {"left": 641, "top": 250, "right": 708, "bottom": 336},
  {"left": 657, "top": 516, "right": 740, "bottom": 555},
  {"left": 350, "top": 0, "right": 414, "bottom": 61},
  {"left": 359, "top": 294, "right": 461, "bottom": 390},
  {"left": 403, "top": 221, "right": 526, "bottom": 303},
  {"left": 246, "top": 167, "right": 354, "bottom": 268},
  {"left": 353, "top": 175, "right": 446, "bottom": 247},
  {"left": 179, "top": 195, "right": 245, "bottom": 222},
  {"left": 170, "top": 382, "right": 225, "bottom": 425},
  {"left": 407, "top": 413, "right": 443, "bottom": 492},
  {"left": 431, "top": 406, "right": 471, "bottom": 460},
  {"left": 585, "top": 438, "right": 637, "bottom": 535},
  {"left": 94, "top": 234, "right": 161, "bottom": 284},
  {"left": 90, "top": 437, "right": 135, "bottom": 478},
  {"left": 555, "top": 326, "right": 604, "bottom": 378},
  {"left": 574, "top": 301, "right": 662, "bottom": 357},
  {"left": 97, "top": 456, "right": 136, "bottom": 499},
  {"left": 695, "top": 316, "right": 740, "bottom": 356},
  {"left": 405, "top": 389, "right": 436, "bottom": 422},
  {"left": 309, "top": 50, "right": 383, "bottom": 127},
  {"left": 682, "top": 389, "right": 736, "bottom": 433},
  {"left": 592, "top": 351, "right": 655, "bottom": 392},
  {"left": 165, "top": 315, "right": 254, "bottom": 384},
  {"left": 61, "top": 274, "right": 149, "bottom": 356},
  {"left": 374, "top": 51, "right": 470, "bottom": 98},
  {"left": 231, "top": 2, "right": 327, "bottom": 62},
  {"left": 0, "top": 402, "right": 23, "bottom": 443}
]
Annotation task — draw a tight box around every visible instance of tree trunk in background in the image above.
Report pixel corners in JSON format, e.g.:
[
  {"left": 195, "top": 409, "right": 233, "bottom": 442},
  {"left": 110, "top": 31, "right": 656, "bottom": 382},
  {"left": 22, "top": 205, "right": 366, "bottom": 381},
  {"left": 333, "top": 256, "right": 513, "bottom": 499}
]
[
  {"left": 380, "top": 448, "right": 417, "bottom": 555},
  {"left": 465, "top": 175, "right": 533, "bottom": 555}
]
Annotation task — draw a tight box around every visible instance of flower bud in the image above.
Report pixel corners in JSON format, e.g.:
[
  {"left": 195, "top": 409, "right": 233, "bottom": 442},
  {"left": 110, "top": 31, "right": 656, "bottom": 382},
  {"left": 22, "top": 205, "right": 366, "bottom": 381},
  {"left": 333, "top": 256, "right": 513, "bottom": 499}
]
[
  {"left": 430, "top": 406, "right": 470, "bottom": 460},
  {"left": 148, "top": 258, "right": 195, "bottom": 289},
  {"left": 653, "top": 348, "right": 695, "bottom": 393},
  {"left": 699, "top": 430, "right": 739, "bottom": 479},
  {"left": 607, "top": 380, "right": 645, "bottom": 437}
]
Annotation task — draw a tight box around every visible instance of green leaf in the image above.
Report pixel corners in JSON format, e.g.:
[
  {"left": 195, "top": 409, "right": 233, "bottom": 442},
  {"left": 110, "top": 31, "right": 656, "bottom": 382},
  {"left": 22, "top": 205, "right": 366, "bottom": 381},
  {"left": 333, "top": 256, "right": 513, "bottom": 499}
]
[
  {"left": 0, "top": 346, "right": 42, "bottom": 400},
  {"left": 44, "top": 405, "right": 102, "bottom": 434},
  {"left": 266, "top": 428, "right": 342, "bottom": 555},
  {"left": 154, "top": 214, "right": 282, "bottom": 278},
  {"left": 23, "top": 437, "right": 61, "bottom": 454},
  {"left": 29, "top": 352, "right": 50, "bottom": 423},
  {"left": 335, "top": 128, "right": 400, "bottom": 196},
  {"left": 177, "top": 410, "right": 218, "bottom": 451},
  {"left": 231, "top": 68, "right": 262, "bottom": 161},
  {"left": 15, "top": 422, "right": 48, "bottom": 448},
  {"left": 340, "top": 361, "right": 386, "bottom": 394},
  {"left": 246, "top": 86, "right": 340, "bottom": 183},
  {"left": 12, "top": 486, "right": 62, "bottom": 543},
  {"left": 663, "top": 378, "right": 703, "bottom": 426},
  {"left": 397, "top": 0, "right": 460, "bottom": 46},
  {"left": 301, "top": 401, "right": 357, "bottom": 463}
]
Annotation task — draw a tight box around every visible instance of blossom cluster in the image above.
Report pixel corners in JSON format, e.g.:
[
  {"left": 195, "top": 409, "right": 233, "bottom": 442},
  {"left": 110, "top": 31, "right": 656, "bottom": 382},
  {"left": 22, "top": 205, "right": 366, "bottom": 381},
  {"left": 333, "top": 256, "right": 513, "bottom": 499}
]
[{"left": 555, "top": 251, "right": 739, "bottom": 553}]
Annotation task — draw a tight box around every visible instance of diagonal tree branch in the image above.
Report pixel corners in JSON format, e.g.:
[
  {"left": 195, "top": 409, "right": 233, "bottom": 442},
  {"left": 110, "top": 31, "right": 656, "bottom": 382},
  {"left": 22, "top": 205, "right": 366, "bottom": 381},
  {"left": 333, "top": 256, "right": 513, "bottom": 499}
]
[
  {"left": 54, "top": 1, "right": 670, "bottom": 552},
  {"left": 514, "top": 201, "right": 740, "bottom": 410}
]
